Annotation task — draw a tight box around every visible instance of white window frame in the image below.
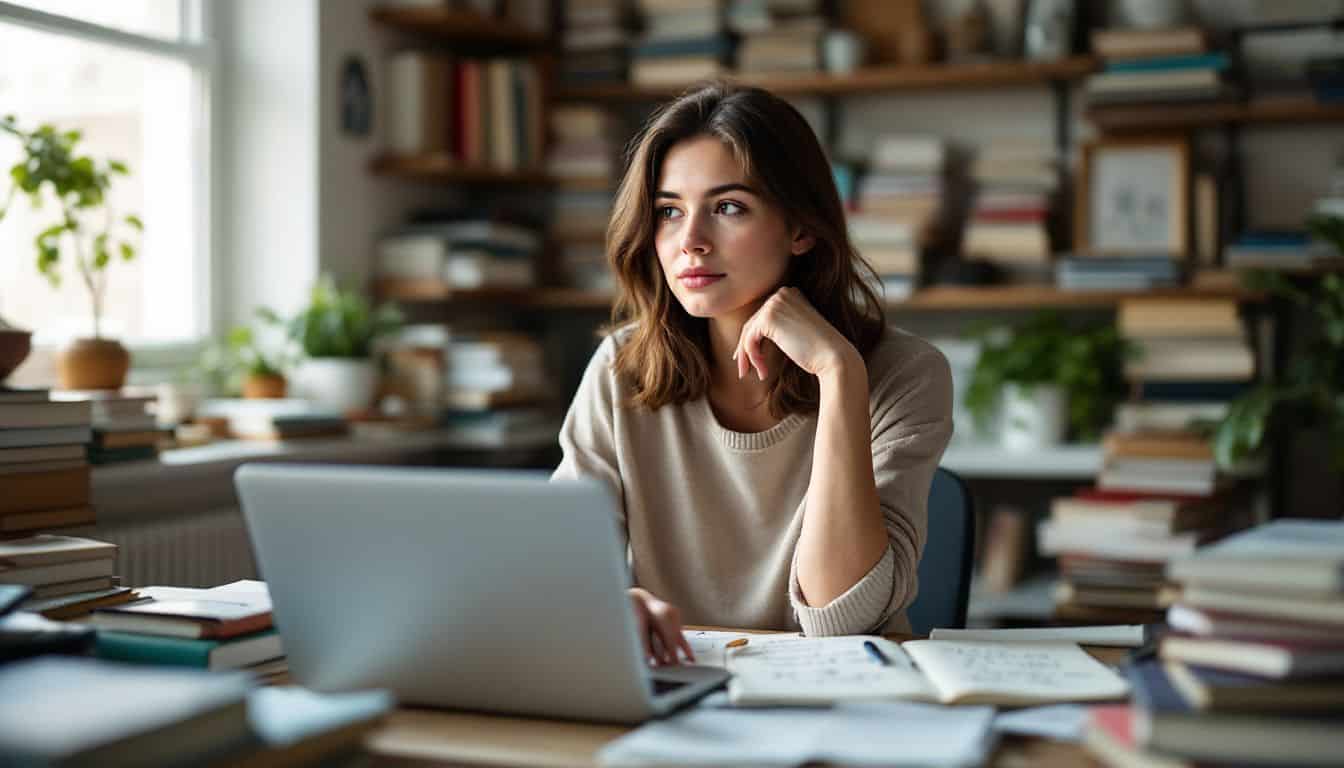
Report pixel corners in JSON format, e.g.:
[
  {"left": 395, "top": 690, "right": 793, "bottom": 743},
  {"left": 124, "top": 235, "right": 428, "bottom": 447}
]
[{"left": 0, "top": 0, "right": 218, "bottom": 379}]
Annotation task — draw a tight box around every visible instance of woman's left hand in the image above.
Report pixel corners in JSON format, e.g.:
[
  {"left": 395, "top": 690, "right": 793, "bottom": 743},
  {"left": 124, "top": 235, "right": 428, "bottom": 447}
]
[{"left": 734, "top": 287, "right": 860, "bottom": 381}]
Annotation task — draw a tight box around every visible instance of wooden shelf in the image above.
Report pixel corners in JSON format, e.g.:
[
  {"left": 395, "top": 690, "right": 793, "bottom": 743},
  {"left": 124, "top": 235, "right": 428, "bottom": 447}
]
[
  {"left": 895, "top": 284, "right": 1264, "bottom": 310},
  {"left": 370, "top": 154, "right": 552, "bottom": 185},
  {"left": 374, "top": 280, "right": 614, "bottom": 309},
  {"left": 374, "top": 281, "right": 1263, "bottom": 311},
  {"left": 368, "top": 6, "right": 548, "bottom": 47},
  {"left": 558, "top": 56, "right": 1097, "bottom": 102},
  {"left": 1088, "top": 96, "right": 1344, "bottom": 133}
]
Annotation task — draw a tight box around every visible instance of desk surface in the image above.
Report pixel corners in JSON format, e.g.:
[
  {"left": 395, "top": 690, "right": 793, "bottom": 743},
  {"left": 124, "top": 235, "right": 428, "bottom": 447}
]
[{"left": 358, "top": 633, "right": 1127, "bottom": 768}]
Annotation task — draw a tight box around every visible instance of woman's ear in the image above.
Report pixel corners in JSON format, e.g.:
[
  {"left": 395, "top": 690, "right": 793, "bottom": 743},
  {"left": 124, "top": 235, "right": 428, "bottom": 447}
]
[{"left": 790, "top": 229, "right": 816, "bottom": 256}]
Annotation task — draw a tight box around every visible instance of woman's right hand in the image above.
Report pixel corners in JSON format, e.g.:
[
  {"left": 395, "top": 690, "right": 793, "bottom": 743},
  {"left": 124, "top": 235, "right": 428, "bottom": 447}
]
[{"left": 628, "top": 587, "right": 695, "bottom": 666}]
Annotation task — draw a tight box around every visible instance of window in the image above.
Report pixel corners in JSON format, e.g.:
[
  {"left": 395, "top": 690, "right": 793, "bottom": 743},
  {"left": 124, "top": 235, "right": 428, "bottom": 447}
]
[{"left": 0, "top": 1, "right": 213, "bottom": 375}]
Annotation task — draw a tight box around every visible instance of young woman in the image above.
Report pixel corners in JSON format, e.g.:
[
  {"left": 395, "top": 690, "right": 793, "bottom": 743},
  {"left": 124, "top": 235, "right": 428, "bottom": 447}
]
[{"left": 552, "top": 83, "right": 953, "bottom": 665}]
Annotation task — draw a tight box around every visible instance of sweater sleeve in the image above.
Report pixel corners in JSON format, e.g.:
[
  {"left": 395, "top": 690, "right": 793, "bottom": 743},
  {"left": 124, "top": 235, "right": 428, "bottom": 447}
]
[
  {"left": 550, "top": 334, "right": 629, "bottom": 549},
  {"left": 789, "top": 338, "right": 954, "bottom": 636}
]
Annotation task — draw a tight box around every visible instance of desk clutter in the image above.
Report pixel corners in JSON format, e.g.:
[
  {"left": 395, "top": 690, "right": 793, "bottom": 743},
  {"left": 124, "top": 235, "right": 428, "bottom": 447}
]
[{"left": 2, "top": 520, "right": 1342, "bottom": 766}]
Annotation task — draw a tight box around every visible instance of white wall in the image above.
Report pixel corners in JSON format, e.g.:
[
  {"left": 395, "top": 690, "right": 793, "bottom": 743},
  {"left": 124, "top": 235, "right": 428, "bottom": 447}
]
[{"left": 216, "top": 0, "right": 320, "bottom": 328}]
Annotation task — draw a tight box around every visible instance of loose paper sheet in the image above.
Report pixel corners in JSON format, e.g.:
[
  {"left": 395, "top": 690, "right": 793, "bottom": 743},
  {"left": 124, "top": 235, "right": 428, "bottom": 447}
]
[{"left": 901, "top": 640, "right": 1130, "bottom": 705}]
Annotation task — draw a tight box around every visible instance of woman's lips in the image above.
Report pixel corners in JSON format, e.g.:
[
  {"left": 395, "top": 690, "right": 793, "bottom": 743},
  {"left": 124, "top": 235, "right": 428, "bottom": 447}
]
[{"left": 679, "top": 274, "right": 724, "bottom": 289}]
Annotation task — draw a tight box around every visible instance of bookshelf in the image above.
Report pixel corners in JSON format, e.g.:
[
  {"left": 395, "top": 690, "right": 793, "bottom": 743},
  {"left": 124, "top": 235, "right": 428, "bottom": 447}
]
[
  {"left": 557, "top": 56, "right": 1097, "bottom": 102},
  {"left": 368, "top": 5, "right": 549, "bottom": 48},
  {"left": 373, "top": 281, "right": 1265, "bottom": 312}
]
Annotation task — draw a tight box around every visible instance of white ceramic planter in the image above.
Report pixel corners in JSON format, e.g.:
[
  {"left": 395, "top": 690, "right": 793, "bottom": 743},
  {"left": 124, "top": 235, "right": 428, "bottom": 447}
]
[
  {"left": 1001, "top": 383, "right": 1066, "bottom": 451},
  {"left": 294, "top": 358, "right": 376, "bottom": 413}
]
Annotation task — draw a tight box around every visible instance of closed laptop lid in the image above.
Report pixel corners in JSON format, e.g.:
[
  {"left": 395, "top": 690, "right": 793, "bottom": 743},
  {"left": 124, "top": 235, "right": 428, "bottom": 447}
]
[{"left": 234, "top": 463, "right": 656, "bottom": 721}]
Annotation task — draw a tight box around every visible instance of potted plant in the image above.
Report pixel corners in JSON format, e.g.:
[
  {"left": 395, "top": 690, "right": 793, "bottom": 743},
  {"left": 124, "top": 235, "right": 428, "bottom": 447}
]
[
  {"left": 194, "top": 320, "right": 292, "bottom": 399},
  {"left": 267, "top": 275, "right": 401, "bottom": 413},
  {"left": 964, "top": 311, "right": 1130, "bottom": 449},
  {"left": 1215, "top": 213, "right": 1344, "bottom": 486},
  {"left": 0, "top": 116, "right": 143, "bottom": 389}
]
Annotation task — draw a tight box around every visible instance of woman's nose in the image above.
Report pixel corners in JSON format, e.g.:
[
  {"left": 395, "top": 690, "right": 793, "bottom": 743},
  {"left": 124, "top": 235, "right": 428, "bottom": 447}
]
[{"left": 680, "top": 211, "right": 712, "bottom": 255}]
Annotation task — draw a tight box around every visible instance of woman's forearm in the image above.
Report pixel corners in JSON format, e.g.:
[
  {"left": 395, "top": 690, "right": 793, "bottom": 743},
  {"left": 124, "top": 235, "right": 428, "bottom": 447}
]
[{"left": 794, "top": 350, "right": 889, "bottom": 606}]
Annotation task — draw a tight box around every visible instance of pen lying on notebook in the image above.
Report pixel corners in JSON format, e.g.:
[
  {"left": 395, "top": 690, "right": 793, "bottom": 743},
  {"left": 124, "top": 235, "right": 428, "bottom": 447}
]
[{"left": 862, "top": 640, "right": 890, "bottom": 666}]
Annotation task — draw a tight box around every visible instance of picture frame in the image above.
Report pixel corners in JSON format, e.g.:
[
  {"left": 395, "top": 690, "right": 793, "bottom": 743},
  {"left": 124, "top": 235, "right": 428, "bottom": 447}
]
[{"left": 1075, "top": 136, "right": 1190, "bottom": 258}]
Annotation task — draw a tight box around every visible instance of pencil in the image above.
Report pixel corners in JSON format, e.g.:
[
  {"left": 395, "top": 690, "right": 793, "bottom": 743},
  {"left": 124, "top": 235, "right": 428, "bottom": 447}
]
[{"left": 726, "top": 637, "right": 749, "bottom": 649}]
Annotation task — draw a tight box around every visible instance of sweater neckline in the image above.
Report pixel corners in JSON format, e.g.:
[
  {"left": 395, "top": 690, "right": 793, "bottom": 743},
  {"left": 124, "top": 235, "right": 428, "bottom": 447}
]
[{"left": 696, "top": 396, "right": 809, "bottom": 452}]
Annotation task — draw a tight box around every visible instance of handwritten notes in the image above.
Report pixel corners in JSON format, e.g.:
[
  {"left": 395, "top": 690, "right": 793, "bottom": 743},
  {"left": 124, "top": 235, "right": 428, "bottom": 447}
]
[
  {"left": 723, "top": 636, "right": 935, "bottom": 706},
  {"left": 901, "top": 640, "right": 1130, "bottom": 705}
]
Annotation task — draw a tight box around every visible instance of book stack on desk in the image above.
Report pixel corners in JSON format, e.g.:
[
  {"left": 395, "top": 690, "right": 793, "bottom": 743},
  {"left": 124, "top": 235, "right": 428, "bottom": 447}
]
[
  {"left": 0, "top": 657, "right": 393, "bottom": 767},
  {"left": 55, "top": 389, "right": 167, "bottom": 464},
  {"left": 0, "top": 388, "right": 95, "bottom": 535},
  {"left": 87, "top": 580, "right": 286, "bottom": 680},
  {"left": 1, "top": 535, "right": 139, "bottom": 619},
  {"left": 1084, "top": 520, "right": 1344, "bottom": 766}
]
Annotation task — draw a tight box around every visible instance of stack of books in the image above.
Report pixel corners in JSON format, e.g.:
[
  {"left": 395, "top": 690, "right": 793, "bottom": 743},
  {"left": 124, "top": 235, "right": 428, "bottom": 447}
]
[
  {"left": 1225, "top": 230, "right": 1344, "bottom": 270},
  {"left": 376, "top": 218, "right": 542, "bottom": 290},
  {"left": 561, "top": 0, "right": 631, "bottom": 87},
  {"left": 1111, "top": 297, "right": 1254, "bottom": 492},
  {"left": 382, "top": 52, "right": 544, "bottom": 171},
  {"left": 88, "top": 579, "right": 286, "bottom": 678},
  {"left": 443, "top": 332, "right": 550, "bottom": 412},
  {"left": 731, "top": 0, "right": 826, "bottom": 75},
  {"left": 56, "top": 389, "right": 164, "bottom": 464},
  {"left": 1084, "top": 520, "right": 1344, "bottom": 766},
  {"left": 849, "top": 135, "right": 946, "bottom": 301},
  {"left": 1039, "top": 488, "right": 1227, "bottom": 624},
  {"left": 632, "top": 0, "right": 732, "bottom": 86},
  {"left": 962, "top": 137, "right": 1058, "bottom": 280},
  {"left": 1055, "top": 255, "right": 1182, "bottom": 291},
  {"left": 2, "top": 535, "right": 138, "bottom": 619},
  {"left": 1086, "top": 27, "right": 1235, "bottom": 108},
  {"left": 0, "top": 657, "right": 392, "bottom": 766},
  {"left": 0, "top": 388, "right": 94, "bottom": 537},
  {"left": 546, "top": 105, "right": 620, "bottom": 182}
]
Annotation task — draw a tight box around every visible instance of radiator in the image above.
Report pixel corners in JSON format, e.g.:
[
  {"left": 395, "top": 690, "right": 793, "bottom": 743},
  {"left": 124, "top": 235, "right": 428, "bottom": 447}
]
[{"left": 87, "top": 506, "right": 259, "bottom": 589}]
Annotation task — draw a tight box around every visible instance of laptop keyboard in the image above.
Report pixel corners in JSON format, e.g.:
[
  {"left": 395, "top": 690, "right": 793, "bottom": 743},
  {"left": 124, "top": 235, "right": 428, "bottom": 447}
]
[{"left": 651, "top": 678, "right": 689, "bottom": 695}]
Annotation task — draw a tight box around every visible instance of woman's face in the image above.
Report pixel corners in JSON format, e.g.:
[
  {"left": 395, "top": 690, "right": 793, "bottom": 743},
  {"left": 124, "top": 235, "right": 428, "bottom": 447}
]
[{"left": 653, "top": 135, "right": 810, "bottom": 321}]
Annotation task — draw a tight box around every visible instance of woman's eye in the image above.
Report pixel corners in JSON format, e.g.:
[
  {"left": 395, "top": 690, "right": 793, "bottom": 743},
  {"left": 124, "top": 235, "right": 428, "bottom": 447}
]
[
  {"left": 717, "top": 201, "right": 744, "bottom": 216},
  {"left": 657, "top": 206, "right": 683, "bottom": 220}
]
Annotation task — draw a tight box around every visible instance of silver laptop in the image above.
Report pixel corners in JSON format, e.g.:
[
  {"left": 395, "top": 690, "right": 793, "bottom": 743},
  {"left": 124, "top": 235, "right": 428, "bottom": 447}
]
[{"left": 234, "top": 463, "right": 728, "bottom": 723}]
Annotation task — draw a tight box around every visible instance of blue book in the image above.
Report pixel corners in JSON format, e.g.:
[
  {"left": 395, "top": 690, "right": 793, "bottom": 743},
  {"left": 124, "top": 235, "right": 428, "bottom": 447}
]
[
  {"left": 633, "top": 34, "right": 734, "bottom": 60},
  {"left": 1236, "top": 231, "right": 1310, "bottom": 248},
  {"left": 1106, "top": 53, "right": 1229, "bottom": 73},
  {"left": 1136, "top": 380, "right": 1252, "bottom": 402}
]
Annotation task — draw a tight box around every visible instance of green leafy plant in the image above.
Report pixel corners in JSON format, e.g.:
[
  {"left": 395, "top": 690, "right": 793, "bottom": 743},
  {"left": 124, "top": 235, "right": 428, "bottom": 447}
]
[
  {"left": 266, "top": 274, "right": 402, "bottom": 359},
  {"left": 964, "top": 311, "right": 1131, "bottom": 441},
  {"left": 1215, "top": 214, "right": 1344, "bottom": 471},
  {"left": 191, "top": 315, "right": 291, "bottom": 396},
  {"left": 0, "top": 115, "right": 142, "bottom": 339}
]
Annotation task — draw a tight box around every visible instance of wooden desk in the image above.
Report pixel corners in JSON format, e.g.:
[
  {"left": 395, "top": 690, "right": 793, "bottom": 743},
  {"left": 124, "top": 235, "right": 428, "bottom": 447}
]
[{"left": 360, "top": 633, "right": 1127, "bottom": 768}]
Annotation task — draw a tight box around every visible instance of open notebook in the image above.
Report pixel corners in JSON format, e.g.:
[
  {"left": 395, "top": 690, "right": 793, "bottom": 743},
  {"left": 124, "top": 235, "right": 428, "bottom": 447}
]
[{"left": 685, "top": 631, "right": 1129, "bottom": 707}]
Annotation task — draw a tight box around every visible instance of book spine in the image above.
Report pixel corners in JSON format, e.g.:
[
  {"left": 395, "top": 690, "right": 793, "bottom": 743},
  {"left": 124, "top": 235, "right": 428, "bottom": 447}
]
[{"left": 96, "top": 631, "right": 213, "bottom": 667}]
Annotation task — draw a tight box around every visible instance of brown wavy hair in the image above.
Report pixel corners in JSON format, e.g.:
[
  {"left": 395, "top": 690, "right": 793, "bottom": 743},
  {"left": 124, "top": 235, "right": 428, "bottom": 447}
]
[{"left": 607, "top": 82, "right": 885, "bottom": 417}]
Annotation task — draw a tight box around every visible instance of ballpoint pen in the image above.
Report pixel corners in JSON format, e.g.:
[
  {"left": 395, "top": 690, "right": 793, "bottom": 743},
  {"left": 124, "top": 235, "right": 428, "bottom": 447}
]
[{"left": 862, "top": 639, "right": 891, "bottom": 666}]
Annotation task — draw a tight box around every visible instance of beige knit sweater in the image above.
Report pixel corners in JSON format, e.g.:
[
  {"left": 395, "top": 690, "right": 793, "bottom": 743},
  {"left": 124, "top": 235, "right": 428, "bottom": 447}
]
[{"left": 551, "top": 324, "right": 953, "bottom": 636}]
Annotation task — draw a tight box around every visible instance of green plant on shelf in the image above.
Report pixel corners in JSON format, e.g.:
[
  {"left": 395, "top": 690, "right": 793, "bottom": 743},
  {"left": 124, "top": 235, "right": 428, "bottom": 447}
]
[
  {"left": 964, "top": 310, "right": 1131, "bottom": 441},
  {"left": 263, "top": 274, "right": 402, "bottom": 360},
  {"left": 192, "top": 316, "right": 292, "bottom": 396},
  {"left": 1216, "top": 213, "right": 1344, "bottom": 471}
]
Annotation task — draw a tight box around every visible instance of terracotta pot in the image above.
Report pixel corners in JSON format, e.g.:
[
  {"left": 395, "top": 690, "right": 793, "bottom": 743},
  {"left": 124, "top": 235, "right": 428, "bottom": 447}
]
[
  {"left": 0, "top": 327, "right": 32, "bottom": 383},
  {"left": 57, "top": 337, "right": 130, "bottom": 390},
  {"left": 242, "top": 372, "right": 288, "bottom": 399}
]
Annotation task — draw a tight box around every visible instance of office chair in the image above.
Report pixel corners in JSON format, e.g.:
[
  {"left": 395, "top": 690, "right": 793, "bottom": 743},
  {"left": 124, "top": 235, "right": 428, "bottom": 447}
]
[{"left": 906, "top": 467, "right": 975, "bottom": 636}]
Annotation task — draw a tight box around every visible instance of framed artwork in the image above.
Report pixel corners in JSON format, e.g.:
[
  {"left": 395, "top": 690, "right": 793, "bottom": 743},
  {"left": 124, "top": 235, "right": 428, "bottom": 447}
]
[{"left": 1075, "top": 137, "right": 1190, "bottom": 257}]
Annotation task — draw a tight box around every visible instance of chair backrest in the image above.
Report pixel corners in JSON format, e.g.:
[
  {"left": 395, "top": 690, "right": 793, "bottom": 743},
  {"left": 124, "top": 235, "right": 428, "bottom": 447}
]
[{"left": 906, "top": 467, "right": 975, "bottom": 636}]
